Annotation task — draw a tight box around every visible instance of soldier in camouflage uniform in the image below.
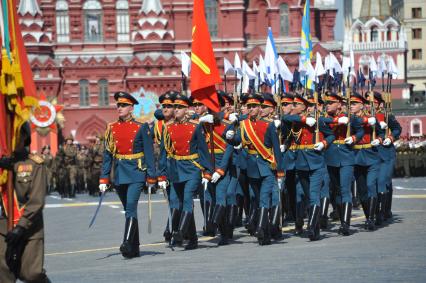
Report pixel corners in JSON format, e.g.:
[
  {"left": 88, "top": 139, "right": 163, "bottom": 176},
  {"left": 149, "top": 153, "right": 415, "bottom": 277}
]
[
  {"left": 63, "top": 136, "right": 78, "bottom": 198},
  {"left": 90, "top": 136, "right": 104, "bottom": 196},
  {"left": 41, "top": 145, "right": 54, "bottom": 195},
  {"left": 76, "top": 145, "right": 92, "bottom": 194}
]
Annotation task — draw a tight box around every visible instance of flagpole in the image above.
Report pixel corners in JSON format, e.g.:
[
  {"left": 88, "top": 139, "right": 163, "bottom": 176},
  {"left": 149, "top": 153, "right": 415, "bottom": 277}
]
[
  {"left": 224, "top": 74, "right": 227, "bottom": 93},
  {"left": 181, "top": 71, "right": 187, "bottom": 96}
]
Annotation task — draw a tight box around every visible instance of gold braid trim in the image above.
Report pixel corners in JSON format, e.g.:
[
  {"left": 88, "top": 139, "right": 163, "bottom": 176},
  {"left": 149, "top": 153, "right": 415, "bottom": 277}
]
[{"left": 104, "top": 124, "right": 116, "bottom": 155}]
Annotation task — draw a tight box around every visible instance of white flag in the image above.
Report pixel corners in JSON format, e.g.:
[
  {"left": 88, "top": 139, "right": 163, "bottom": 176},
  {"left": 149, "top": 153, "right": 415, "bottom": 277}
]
[
  {"left": 329, "top": 53, "right": 342, "bottom": 73},
  {"left": 234, "top": 53, "right": 243, "bottom": 78},
  {"left": 349, "top": 46, "right": 355, "bottom": 68},
  {"left": 369, "top": 56, "right": 378, "bottom": 75},
  {"left": 324, "top": 55, "right": 334, "bottom": 77},
  {"left": 264, "top": 27, "right": 278, "bottom": 84},
  {"left": 277, "top": 56, "right": 293, "bottom": 82},
  {"left": 387, "top": 57, "right": 399, "bottom": 79},
  {"left": 242, "top": 60, "right": 257, "bottom": 79},
  {"left": 377, "top": 55, "right": 387, "bottom": 76},
  {"left": 180, "top": 51, "right": 191, "bottom": 77},
  {"left": 259, "top": 55, "right": 266, "bottom": 83},
  {"left": 314, "top": 52, "right": 326, "bottom": 79},
  {"left": 242, "top": 74, "right": 250, "bottom": 94},
  {"left": 224, "top": 57, "right": 234, "bottom": 76}
]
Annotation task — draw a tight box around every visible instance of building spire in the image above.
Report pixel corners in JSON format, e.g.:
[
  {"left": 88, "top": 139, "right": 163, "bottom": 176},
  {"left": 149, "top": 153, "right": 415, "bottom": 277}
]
[
  {"left": 140, "top": 0, "right": 164, "bottom": 15},
  {"left": 18, "top": 0, "right": 42, "bottom": 16},
  {"left": 359, "top": 0, "right": 390, "bottom": 21}
]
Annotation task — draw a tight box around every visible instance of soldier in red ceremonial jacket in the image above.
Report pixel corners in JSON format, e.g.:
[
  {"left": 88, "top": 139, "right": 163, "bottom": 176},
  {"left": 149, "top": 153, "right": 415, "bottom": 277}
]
[{"left": 99, "top": 91, "right": 157, "bottom": 258}]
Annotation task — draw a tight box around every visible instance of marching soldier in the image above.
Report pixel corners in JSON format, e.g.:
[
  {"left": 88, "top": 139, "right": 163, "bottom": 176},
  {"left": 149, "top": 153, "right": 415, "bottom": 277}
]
[
  {"left": 99, "top": 91, "right": 157, "bottom": 258},
  {"left": 63, "top": 136, "right": 77, "bottom": 198},
  {"left": 153, "top": 91, "right": 178, "bottom": 243},
  {"left": 322, "top": 92, "right": 364, "bottom": 235},
  {"left": 0, "top": 123, "right": 51, "bottom": 283},
  {"left": 373, "top": 92, "right": 401, "bottom": 223},
  {"left": 76, "top": 145, "right": 92, "bottom": 194},
  {"left": 282, "top": 94, "right": 335, "bottom": 241},
  {"left": 41, "top": 145, "right": 54, "bottom": 194},
  {"left": 350, "top": 93, "right": 383, "bottom": 231},
  {"left": 226, "top": 93, "right": 284, "bottom": 245},
  {"left": 158, "top": 93, "right": 213, "bottom": 250},
  {"left": 90, "top": 136, "right": 104, "bottom": 196}
]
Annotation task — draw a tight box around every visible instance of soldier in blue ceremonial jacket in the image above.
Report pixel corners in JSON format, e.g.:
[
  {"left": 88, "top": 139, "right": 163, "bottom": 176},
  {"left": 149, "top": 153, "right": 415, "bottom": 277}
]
[
  {"left": 349, "top": 93, "right": 383, "bottom": 231},
  {"left": 226, "top": 93, "right": 284, "bottom": 245},
  {"left": 158, "top": 94, "right": 213, "bottom": 250},
  {"left": 373, "top": 92, "right": 401, "bottom": 224},
  {"left": 154, "top": 91, "right": 178, "bottom": 243},
  {"left": 99, "top": 91, "right": 157, "bottom": 258},
  {"left": 322, "top": 92, "right": 364, "bottom": 235},
  {"left": 282, "top": 94, "right": 335, "bottom": 241}
]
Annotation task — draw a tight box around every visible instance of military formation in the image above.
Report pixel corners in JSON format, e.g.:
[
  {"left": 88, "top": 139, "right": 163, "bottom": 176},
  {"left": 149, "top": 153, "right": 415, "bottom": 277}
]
[{"left": 93, "top": 85, "right": 402, "bottom": 258}]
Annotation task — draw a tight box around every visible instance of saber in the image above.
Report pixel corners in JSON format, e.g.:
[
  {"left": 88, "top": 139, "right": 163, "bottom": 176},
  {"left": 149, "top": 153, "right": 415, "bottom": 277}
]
[
  {"left": 203, "top": 181, "right": 208, "bottom": 230},
  {"left": 89, "top": 190, "right": 106, "bottom": 228},
  {"left": 161, "top": 186, "right": 174, "bottom": 250},
  {"left": 148, "top": 185, "right": 152, "bottom": 234}
]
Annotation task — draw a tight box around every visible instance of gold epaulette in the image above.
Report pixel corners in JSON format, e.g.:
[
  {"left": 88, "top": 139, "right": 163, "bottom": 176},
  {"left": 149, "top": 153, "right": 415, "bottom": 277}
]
[
  {"left": 29, "top": 154, "right": 44, "bottom": 164},
  {"left": 222, "top": 119, "right": 232, "bottom": 125},
  {"left": 189, "top": 119, "right": 200, "bottom": 125}
]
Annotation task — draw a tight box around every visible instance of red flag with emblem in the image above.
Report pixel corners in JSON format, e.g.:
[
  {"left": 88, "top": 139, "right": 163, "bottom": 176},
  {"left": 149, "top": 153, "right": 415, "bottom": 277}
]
[{"left": 190, "top": 0, "right": 222, "bottom": 112}]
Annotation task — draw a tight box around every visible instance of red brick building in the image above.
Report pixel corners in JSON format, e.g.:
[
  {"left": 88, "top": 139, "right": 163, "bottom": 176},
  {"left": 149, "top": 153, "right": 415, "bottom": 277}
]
[{"left": 18, "top": 0, "right": 340, "bottom": 149}]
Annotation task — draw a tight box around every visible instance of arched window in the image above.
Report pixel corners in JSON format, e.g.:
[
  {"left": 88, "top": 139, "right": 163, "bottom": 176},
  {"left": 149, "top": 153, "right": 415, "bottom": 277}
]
[
  {"left": 83, "top": 0, "right": 102, "bottom": 42},
  {"left": 411, "top": 119, "right": 422, "bottom": 137},
  {"left": 116, "top": 0, "right": 129, "bottom": 42},
  {"left": 79, "top": 79, "right": 90, "bottom": 106},
  {"left": 371, "top": 26, "right": 379, "bottom": 42},
  {"left": 205, "top": 0, "right": 218, "bottom": 38},
  {"left": 359, "top": 28, "right": 363, "bottom": 42},
  {"left": 387, "top": 26, "right": 392, "bottom": 41},
  {"left": 56, "top": 0, "right": 69, "bottom": 43},
  {"left": 280, "top": 3, "right": 290, "bottom": 36},
  {"left": 98, "top": 79, "right": 109, "bottom": 106}
]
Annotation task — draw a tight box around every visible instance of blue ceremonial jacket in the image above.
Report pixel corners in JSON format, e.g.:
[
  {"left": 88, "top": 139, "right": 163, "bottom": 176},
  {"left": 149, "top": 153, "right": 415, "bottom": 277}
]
[{"left": 377, "top": 113, "right": 402, "bottom": 161}]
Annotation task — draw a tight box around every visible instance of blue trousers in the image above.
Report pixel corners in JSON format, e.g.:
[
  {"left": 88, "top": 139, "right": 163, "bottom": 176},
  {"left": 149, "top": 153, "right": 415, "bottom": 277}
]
[
  {"left": 271, "top": 178, "right": 281, "bottom": 207},
  {"left": 248, "top": 175, "right": 275, "bottom": 208},
  {"left": 227, "top": 175, "right": 238, "bottom": 205},
  {"left": 116, "top": 182, "right": 143, "bottom": 218},
  {"left": 297, "top": 169, "right": 323, "bottom": 207},
  {"left": 167, "top": 184, "right": 180, "bottom": 210},
  {"left": 354, "top": 164, "right": 379, "bottom": 202},
  {"left": 212, "top": 173, "right": 231, "bottom": 206},
  {"left": 172, "top": 178, "right": 201, "bottom": 212},
  {"left": 327, "top": 165, "right": 354, "bottom": 204},
  {"left": 319, "top": 166, "right": 330, "bottom": 199},
  {"left": 378, "top": 158, "right": 395, "bottom": 193}
]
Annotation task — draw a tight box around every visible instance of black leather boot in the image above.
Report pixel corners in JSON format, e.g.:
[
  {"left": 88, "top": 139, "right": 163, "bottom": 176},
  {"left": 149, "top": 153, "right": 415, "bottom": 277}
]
[
  {"left": 295, "top": 202, "right": 304, "bottom": 236},
  {"left": 120, "top": 217, "right": 140, "bottom": 258},
  {"left": 384, "top": 187, "right": 393, "bottom": 220},
  {"left": 236, "top": 195, "right": 244, "bottom": 227},
  {"left": 203, "top": 201, "right": 216, "bottom": 236},
  {"left": 172, "top": 211, "right": 192, "bottom": 246},
  {"left": 170, "top": 209, "right": 182, "bottom": 246},
  {"left": 307, "top": 205, "right": 320, "bottom": 241},
  {"left": 226, "top": 205, "right": 238, "bottom": 239},
  {"left": 255, "top": 207, "right": 271, "bottom": 245},
  {"left": 375, "top": 192, "right": 386, "bottom": 226},
  {"left": 319, "top": 197, "right": 330, "bottom": 229},
  {"left": 213, "top": 205, "right": 228, "bottom": 246},
  {"left": 365, "top": 197, "right": 376, "bottom": 231},
  {"left": 270, "top": 205, "right": 283, "bottom": 240},
  {"left": 246, "top": 204, "right": 258, "bottom": 236},
  {"left": 185, "top": 213, "right": 198, "bottom": 250},
  {"left": 163, "top": 218, "right": 171, "bottom": 242},
  {"left": 338, "top": 202, "right": 352, "bottom": 236}
]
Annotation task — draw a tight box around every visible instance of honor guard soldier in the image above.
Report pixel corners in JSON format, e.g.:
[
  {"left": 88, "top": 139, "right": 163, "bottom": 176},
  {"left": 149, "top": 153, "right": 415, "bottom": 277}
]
[
  {"left": 0, "top": 122, "right": 51, "bottom": 283},
  {"left": 158, "top": 94, "right": 213, "bottom": 250},
  {"left": 154, "top": 91, "right": 178, "bottom": 243},
  {"left": 282, "top": 94, "right": 335, "bottom": 241},
  {"left": 226, "top": 93, "right": 284, "bottom": 245},
  {"left": 349, "top": 93, "right": 383, "bottom": 230},
  {"left": 99, "top": 91, "right": 157, "bottom": 258},
  {"left": 373, "top": 92, "right": 401, "bottom": 224},
  {"left": 323, "top": 92, "right": 364, "bottom": 235}
]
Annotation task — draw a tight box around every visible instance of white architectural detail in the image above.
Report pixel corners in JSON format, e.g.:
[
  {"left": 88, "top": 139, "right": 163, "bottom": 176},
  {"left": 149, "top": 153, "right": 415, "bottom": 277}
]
[
  {"left": 18, "top": 0, "right": 42, "bottom": 16},
  {"left": 140, "top": 0, "right": 164, "bottom": 15}
]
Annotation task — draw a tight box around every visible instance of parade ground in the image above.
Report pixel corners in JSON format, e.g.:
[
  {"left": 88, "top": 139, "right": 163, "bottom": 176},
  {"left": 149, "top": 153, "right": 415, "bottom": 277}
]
[{"left": 43, "top": 177, "right": 426, "bottom": 283}]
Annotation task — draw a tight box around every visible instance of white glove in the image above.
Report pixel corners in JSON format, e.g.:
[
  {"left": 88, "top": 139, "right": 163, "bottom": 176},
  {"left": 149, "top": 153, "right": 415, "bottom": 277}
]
[
  {"left": 344, "top": 137, "right": 354, "bottom": 145},
  {"left": 314, "top": 142, "right": 325, "bottom": 151},
  {"left": 199, "top": 114, "right": 214, "bottom": 124},
  {"left": 158, "top": 181, "right": 167, "bottom": 190},
  {"left": 280, "top": 144, "right": 286, "bottom": 153},
  {"left": 211, "top": 172, "right": 221, "bottom": 183},
  {"left": 338, "top": 116, "right": 349, "bottom": 125},
  {"left": 226, "top": 130, "right": 235, "bottom": 139},
  {"left": 367, "top": 117, "right": 376, "bottom": 126},
  {"left": 147, "top": 183, "right": 154, "bottom": 194},
  {"left": 274, "top": 120, "right": 281, "bottom": 128},
  {"left": 201, "top": 178, "right": 209, "bottom": 187},
  {"left": 277, "top": 178, "right": 283, "bottom": 190},
  {"left": 229, "top": 113, "right": 239, "bottom": 123},
  {"left": 305, "top": 117, "right": 316, "bottom": 127},
  {"left": 99, "top": 184, "right": 108, "bottom": 193},
  {"left": 371, "top": 139, "right": 381, "bottom": 147},
  {"left": 380, "top": 121, "right": 388, "bottom": 129},
  {"left": 383, "top": 138, "right": 392, "bottom": 146},
  {"left": 234, "top": 144, "right": 242, "bottom": 150}
]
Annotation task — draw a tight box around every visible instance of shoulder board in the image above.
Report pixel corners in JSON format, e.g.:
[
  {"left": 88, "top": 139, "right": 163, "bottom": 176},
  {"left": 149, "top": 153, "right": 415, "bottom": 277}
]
[
  {"left": 189, "top": 119, "right": 200, "bottom": 125},
  {"left": 222, "top": 119, "right": 232, "bottom": 125},
  {"left": 29, "top": 154, "right": 44, "bottom": 164},
  {"left": 262, "top": 118, "right": 273, "bottom": 123},
  {"left": 132, "top": 118, "right": 144, "bottom": 125}
]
